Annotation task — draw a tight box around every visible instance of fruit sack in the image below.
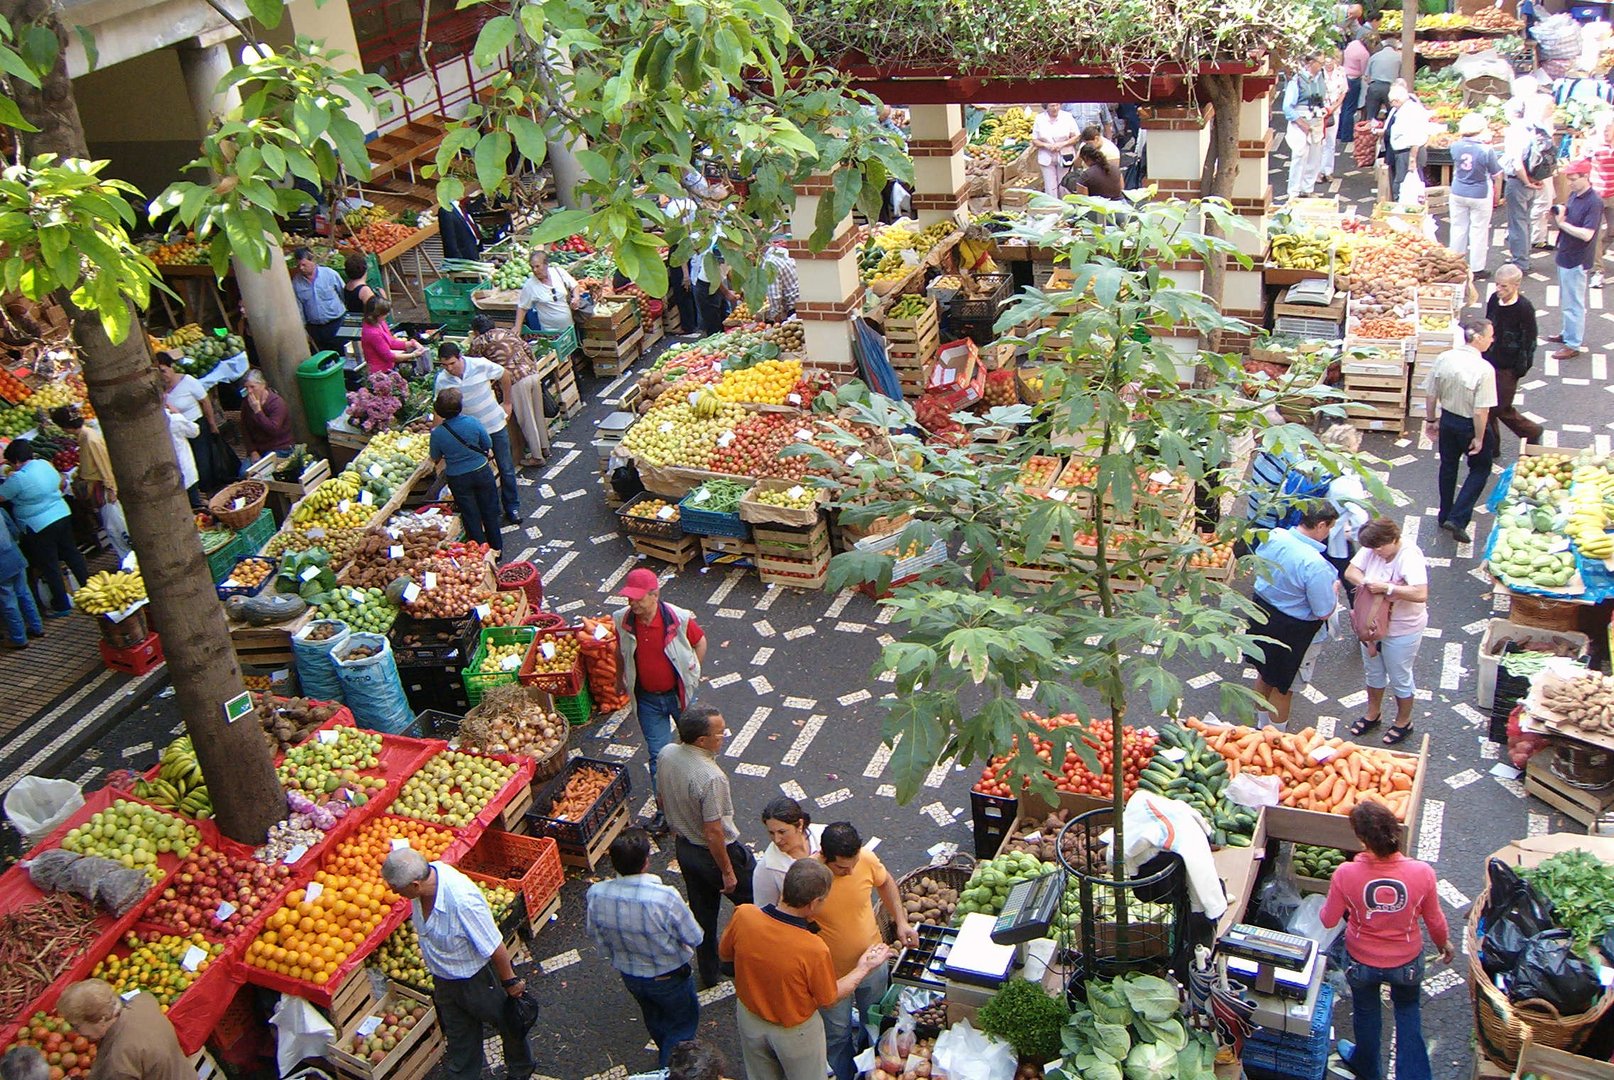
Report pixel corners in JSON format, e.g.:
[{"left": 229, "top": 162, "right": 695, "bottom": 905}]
[
  {"left": 330, "top": 633, "right": 416, "bottom": 734},
  {"left": 292, "top": 619, "right": 351, "bottom": 704}
]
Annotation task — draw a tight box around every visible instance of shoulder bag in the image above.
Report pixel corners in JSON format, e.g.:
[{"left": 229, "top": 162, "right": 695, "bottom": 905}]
[
  {"left": 443, "top": 418, "right": 497, "bottom": 476},
  {"left": 1350, "top": 583, "right": 1392, "bottom": 657}
]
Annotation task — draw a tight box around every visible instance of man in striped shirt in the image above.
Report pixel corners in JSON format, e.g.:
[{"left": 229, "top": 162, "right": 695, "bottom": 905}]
[{"left": 586, "top": 828, "right": 704, "bottom": 1069}]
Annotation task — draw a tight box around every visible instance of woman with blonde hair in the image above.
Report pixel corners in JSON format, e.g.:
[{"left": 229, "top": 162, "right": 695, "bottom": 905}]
[{"left": 57, "top": 978, "right": 194, "bottom": 1080}]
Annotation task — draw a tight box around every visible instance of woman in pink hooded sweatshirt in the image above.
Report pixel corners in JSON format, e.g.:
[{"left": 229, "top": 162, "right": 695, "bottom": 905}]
[{"left": 1321, "top": 800, "right": 1452, "bottom": 1080}]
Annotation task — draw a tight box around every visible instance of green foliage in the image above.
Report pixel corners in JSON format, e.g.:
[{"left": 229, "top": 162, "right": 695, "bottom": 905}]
[
  {"left": 814, "top": 195, "right": 1392, "bottom": 811},
  {"left": 1522, "top": 849, "right": 1614, "bottom": 958},
  {"left": 1047, "top": 974, "right": 1215, "bottom": 1080},
  {"left": 150, "top": 38, "right": 389, "bottom": 276},
  {"left": 432, "top": 0, "right": 909, "bottom": 305},
  {"left": 975, "top": 976, "right": 1069, "bottom": 1064}
]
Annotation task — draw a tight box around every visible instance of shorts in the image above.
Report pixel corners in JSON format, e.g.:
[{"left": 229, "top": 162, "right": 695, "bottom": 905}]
[
  {"left": 1245, "top": 595, "right": 1325, "bottom": 694},
  {"left": 1361, "top": 629, "right": 1422, "bottom": 699}
]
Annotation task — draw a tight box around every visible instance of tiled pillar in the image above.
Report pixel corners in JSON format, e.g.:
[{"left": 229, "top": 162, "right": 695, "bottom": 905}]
[
  {"left": 906, "top": 104, "right": 970, "bottom": 226},
  {"left": 1141, "top": 106, "right": 1213, "bottom": 376},
  {"left": 1228, "top": 80, "right": 1277, "bottom": 346},
  {"left": 787, "top": 174, "right": 862, "bottom": 374}
]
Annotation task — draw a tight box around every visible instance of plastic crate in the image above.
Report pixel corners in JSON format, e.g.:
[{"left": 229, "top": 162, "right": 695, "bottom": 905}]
[
  {"left": 554, "top": 683, "right": 593, "bottom": 726},
  {"left": 617, "top": 491, "right": 684, "bottom": 539},
  {"left": 1241, "top": 983, "right": 1334, "bottom": 1080},
  {"left": 531, "top": 324, "right": 578, "bottom": 360},
  {"left": 389, "top": 614, "right": 474, "bottom": 665},
  {"left": 947, "top": 273, "right": 1013, "bottom": 321},
  {"left": 100, "top": 632, "right": 165, "bottom": 675},
  {"left": 206, "top": 509, "right": 275, "bottom": 582},
  {"left": 970, "top": 788, "right": 1017, "bottom": 858},
  {"left": 416, "top": 709, "right": 463, "bottom": 740},
  {"left": 215, "top": 555, "right": 277, "bottom": 600},
  {"left": 678, "top": 490, "right": 751, "bottom": 539},
  {"left": 399, "top": 662, "right": 472, "bottom": 715},
  {"left": 425, "top": 277, "right": 486, "bottom": 324},
  {"left": 456, "top": 830, "right": 565, "bottom": 922},
  {"left": 519, "top": 628, "right": 585, "bottom": 695},
  {"left": 526, "top": 757, "right": 630, "bottom": 849},
  {"left": 462, "top": 625, "right": 538, "bottom": 706},
  {"left": 461, "top": 869, "right": 531, "bottom": 937}
]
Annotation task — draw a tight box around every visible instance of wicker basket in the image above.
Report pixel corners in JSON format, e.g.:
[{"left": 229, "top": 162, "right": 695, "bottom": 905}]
[
  {"left": 210, "top": 481, "right": 269, "bottom": 531},
  {"left": 1467, "top": 893, "right": 1614, "bottom": 1066},
  {"left": 463, "top": 686, "right": 572, "bottom": 783},
  {"left": 876, "top": 853, "right": 976, "bottom": 944},
  {"left": 1507, "top": 591, "right": 1584, "bottom": 633}
]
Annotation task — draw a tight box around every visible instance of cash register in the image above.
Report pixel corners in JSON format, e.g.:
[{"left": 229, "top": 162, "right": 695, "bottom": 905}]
[{"left": 1216, "top": 924, "right": 1326, "bottom": 1033}]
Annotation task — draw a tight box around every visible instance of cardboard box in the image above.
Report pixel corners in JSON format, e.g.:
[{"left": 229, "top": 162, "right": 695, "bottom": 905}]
[
  {"left": 1511, "top": 1036, "right": 1614, "bottom": 1080},
  {"left": 924, "top": 340, "right": 987, "bottom": 410}
]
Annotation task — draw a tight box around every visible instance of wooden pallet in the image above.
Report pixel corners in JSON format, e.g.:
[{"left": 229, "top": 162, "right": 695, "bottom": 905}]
[
  {"left": 229, "top": 610, "right": 312, "bottom": 667},
  {"left": 629, "top": 533, "right": 700, "bottom": 569},
  {"left": 498, "top": 783, "right": 535, "bottom": 831},
  {"left": 557, "top": 802, "right": 630, "bottom": 869},
  {"left": 1524, "top": 751, "right": 1614, "bottom": 826}
]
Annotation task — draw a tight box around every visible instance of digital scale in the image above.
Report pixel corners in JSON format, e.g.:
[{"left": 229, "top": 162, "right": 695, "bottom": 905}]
[
  {"left": 943, "top": 913, "right": 1019, "bottom": 1007},
  {"left": 1216, "top": 924, "right": 1326, "bottom": 1029},
  {"left": 990, "top": 872, "right": 1065, "bottom": 945},
  {"left": 1282, "top": 280, "right": 1335, "bottom": 306}
]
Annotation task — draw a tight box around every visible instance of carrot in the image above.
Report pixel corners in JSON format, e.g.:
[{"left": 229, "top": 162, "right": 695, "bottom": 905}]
[
  {"left": 1292, "top": 782, "right": 1313, "bottom": 800},
  {"left": 1390, "top": 772, "right": 1412, "bottom": 792}
]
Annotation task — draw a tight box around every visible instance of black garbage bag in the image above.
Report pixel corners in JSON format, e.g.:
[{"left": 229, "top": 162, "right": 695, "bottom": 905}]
[
  {"left": 1483, "top": 858, "right": 1554, "bottom": 936},
  {"left": 1510, "top": 930, "right": 1603, "bottom": 1015},
  {"left": 610, "top": 461, "right": 644, "bottom": 500},
  {"left": 1482, "top": 914, "right": 1536, "bottom": 977}
]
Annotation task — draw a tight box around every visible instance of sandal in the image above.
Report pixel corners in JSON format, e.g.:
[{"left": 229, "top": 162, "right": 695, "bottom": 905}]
[
  {"left": 1348, "top": 716, "right": 1381, "bottom": 737},
  {"left": 1382, "top": 724, "right": 1415, "bottom": 747}
]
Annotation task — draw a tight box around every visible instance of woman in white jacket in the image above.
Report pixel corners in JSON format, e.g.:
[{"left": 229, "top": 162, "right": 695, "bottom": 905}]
[{"left": 166, "top": 405, "right": 202, "bottom": 510}]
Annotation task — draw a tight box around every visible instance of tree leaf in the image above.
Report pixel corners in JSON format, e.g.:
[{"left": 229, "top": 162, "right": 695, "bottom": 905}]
[
  {"left": 0, "top": 45, "right": 38, "bottom": 88},
  {"left": 0, "top": 94, "right": 37, "bottom": 132},
  {"left": 73, "top": 25, "right": 97, "bottom": 72},
  {"left": 244, "top": 0, "right": 284, "bottom": 29},
  {"left": 507, "top": 115, "right": 548, "bottom": 168},
  {"left": 473, "top": 15, "right": 518, "bottom": 68},
  {"left": 472, "top": 130, "right": 512, "bottom": 197},
  {"left": 884, "top": 696, "right": 947, "bottom": 803},
  {"left": 19, "top": 26, "right": 58, "bottom": 81}
]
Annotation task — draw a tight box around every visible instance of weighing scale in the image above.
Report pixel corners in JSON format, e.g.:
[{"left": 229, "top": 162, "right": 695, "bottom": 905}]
[
  {"left": 990, "top": 872, "right": 1065, "bottom": 945},
  {"left": 1215, "top": 924, "right": 1326, "bottom": 1032},
  {"left": 1281, "top": 280, "right": 1335, "bottom": 306},
  {"left": 944, "top": 913, "right": 1018, "bottom": 989}
]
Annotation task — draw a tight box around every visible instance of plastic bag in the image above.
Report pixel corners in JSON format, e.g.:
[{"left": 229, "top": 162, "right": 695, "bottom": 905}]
[
  {"left": 876, "top": 1013, "right": 917, "bottom": 1072},
  {"left": 1482, "top": 914, "right": 1536, "bottom": 977},
  {"left": 24, "top": 848, "right": 81, "bottom": 892},
  {"left": 4, "top": 776, "right": 84, "bottom": 845},
  {"left": 270, "top": 994, "right": 336, "bottom": 1077},
  {"left": 1507, "top": 707, "right": 1549, "bottom": 767},
  {"left": 1481, "top": 858, "right": 1554, "bottom": 937},
  {"left": 1227, "top": 771, "right": 1281, "bottom": 809},
  {"left": 292, "top": 620, "right": 350, "bottom": 704},
  {"left": 331, "top": 633, "right": 416, "bottom": 734},
  {"left": 1511, "top": 929, "right": 1602, "bottom": 1014},
  {"left": 577, "top": 617, "right": 628, "bottom": 713},
  {"left": 91, "top": 868, "right": 153, "bottom": 915},
  {"left": 1255, "top": 845, "right": 1302, "bottom": 930},
  {"left": 931, "top": 1020, "right": 1016, "bottom": 1080},
  {"left": 1286, "top": 893, "right": 1344, "bottom": 952}
]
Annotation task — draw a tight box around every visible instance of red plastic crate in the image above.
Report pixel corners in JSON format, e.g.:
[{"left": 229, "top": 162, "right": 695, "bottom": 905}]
[
  {"left": 519, "top": 628, "right": 585, "bottom": 695},
  {"left": 99, "top": 631, "right": 164, "bottom": 675},
  {"left": 456, "top": 830, "right": 563, "bottom": 920},
  {"left": 495, "top": 559, "right": 543, "bottom": 609}
]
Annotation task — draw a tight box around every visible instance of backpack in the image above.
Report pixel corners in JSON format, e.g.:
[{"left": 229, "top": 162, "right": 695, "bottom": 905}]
[
  {"left": 1526, "top": 126, "right": 1558, "bottom": 182},
  {"left": 1276, "top": 466, "right": 1336, "bottom": 528}
]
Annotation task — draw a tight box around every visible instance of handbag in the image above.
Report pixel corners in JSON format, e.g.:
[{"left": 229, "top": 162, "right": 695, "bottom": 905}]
[
  {"left": 443, "top": 418, "right": 497, "bottom": 476},
  {"left": 1350, "top": 584, "right": 1392, "bottom": 655}
]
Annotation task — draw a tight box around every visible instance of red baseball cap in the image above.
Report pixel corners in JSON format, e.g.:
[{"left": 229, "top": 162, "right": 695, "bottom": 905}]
[
  {"left": 1565, "top": 158, "right": 1592, "bottom": 176},
  {"left": 619, "top": 567, "right": 660, "bottom": 599}
]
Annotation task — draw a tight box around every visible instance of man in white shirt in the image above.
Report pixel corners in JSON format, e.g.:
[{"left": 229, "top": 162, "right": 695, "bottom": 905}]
[
  {"left": 435, "top": 343, "right": 521, "bottom": 525},
  {"left": 1382, "top": 82, "right": 1431, "bottom": 201},
  {"left": 1282, "top": 53, "right": 1329, "bottom": 200},
  {"left": 1501, "top": 91, "right": 1556, "bottom": 268},
  {"left": 383, "top": 850, "right": 534, "bottom": 1080},
  {"left": 1423, "top": 318, "right": 1499, "bottom": 544}
]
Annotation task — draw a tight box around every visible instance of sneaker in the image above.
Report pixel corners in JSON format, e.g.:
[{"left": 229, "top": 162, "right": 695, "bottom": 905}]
[
  {"left": 1594, "top": 273, "right": 1605, "bottom": 288},
  {"left": 646, "top": 812, "right": 669, "bottom": 836},
  {"left": 1331, "top": 1040, "right": 1361, "bottom": 1079}
]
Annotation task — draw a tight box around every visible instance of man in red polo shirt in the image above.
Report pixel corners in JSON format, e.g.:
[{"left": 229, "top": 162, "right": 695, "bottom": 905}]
[{"left": 614, "top": 568, "right": 707, "bottom": 832}]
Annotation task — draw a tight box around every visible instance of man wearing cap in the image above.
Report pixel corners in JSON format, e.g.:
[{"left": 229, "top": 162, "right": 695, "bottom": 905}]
[
  {"left": 1448, "top": 114, "right": 1505, "bottom": 277},
  {"left": 614, "top": 568, "right": 708, "bottom": 831},
  {"left": 1546, "top": 158, "right": 1603, "bottom": 360}
]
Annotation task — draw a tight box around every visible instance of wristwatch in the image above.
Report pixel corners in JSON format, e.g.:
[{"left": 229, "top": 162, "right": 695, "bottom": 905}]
[{"left": 502, "top": 976, "right": 522, "bottom": 987}]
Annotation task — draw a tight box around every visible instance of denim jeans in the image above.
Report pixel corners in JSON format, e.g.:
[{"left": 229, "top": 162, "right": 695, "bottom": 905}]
[
  {"left": 444, "top": 466, "right": 503, "bottom": 556},
  {"left": 637, "top": 688, "right": 680, "bottom": 789},
  {"left": 1504, "top": 177, "right": 1536, "bottom": 268},
  {"left": 621, "top": 964, "right": 699, "bottom": 1069},
  {"left": 1558, "top": 262, "right": 1589, "bottom": 349},
  {"left": 821, "top": 963, "right": 888, "bottom": 1080},
  {"left": 488, "top": 425, "right": 521, "bottom": 520},
  {"left": 1339, "top": 78, "right": 1361, "bottom": 147},
  {"left": 20, "top": 515, "right": 88, "bottom": 613},
  {"left": 1436, "top": 412, "right": 1496, "bottom": 530},
  {"left": 0, "top": 567, "right": 42, "bottom": 644},
  {"left": 1344, "top": 955, "right": 1431, "bottom": 1080}
]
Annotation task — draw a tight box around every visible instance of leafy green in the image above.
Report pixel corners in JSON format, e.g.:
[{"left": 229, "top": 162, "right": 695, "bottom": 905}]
[
  {"left": 1092, "top": 1022, "right": 1132, "bottom": 1062},
  {"left": 1522, "top": 850, "right": 1614, "bottom": 958},
  {"left": 1049, "top": 974, "right": 1217, "bottom": 1080},
  {"left": 1125, "top": 1042, "right": 1178, "bottom": 1080},
  {"left": 976, "top": 977, "right": 1069, "bottom": 1064},
  {"left": 1120, "top": 974, "right": 1182, "bottom": 1022}
]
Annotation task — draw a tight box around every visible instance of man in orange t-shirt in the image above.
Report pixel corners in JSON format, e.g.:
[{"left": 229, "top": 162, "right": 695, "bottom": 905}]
[
  {"left": 816, "top": 822, "right": 919, "bottom": 1080},
  {"left": 719, "top": 859, "right": 891, "bottom": 1080}
]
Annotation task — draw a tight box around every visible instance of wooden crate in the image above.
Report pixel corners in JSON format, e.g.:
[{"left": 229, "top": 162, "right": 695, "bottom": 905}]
[
  {"left": 629, "top": 533, "right": 700, "bottom": 569},
  {"left": 1523, "top": 749, "right": 1614, "bottom": 827},
  {"left": 700, "top": 535, "right": 757, "bottom": 569},
  {"left": 230, "top": 610, "right": 313, "bottom": 667},
  {"left": 498, "top": 783, "right": 535, "bottom": 830},
  {"left": 752, "top": 519, "right": 830, "bottom": 557},
  {"left": 558, "top": 801, "right": 630, "bottom": 870},
  {"left": 327, "top": 960, "right": 380, "bottom": 1031},
  {"left": 1260, "top": 734, "right": 1429, "bottom": 854},
  {"left": 326, "top": 990, "right": 445, "bottom": 1080}
]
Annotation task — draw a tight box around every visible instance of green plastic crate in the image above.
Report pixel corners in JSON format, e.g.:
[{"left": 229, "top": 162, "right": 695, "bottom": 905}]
[
  {"left": 206, "top": 510, "right": 275, "bottom": 582},
  {"left": 462, "top": 624, "right": 537, "bottom": 706},
  {"left": 554, "top": 683, "right": 593, "bottom": 726},
  {"left": 425, "top": 277, "right": 487, "bottom": 334}
]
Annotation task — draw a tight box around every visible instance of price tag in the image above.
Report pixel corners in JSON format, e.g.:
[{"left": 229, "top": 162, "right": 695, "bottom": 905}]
[
  {"left": 121, "top": 990, "right": 140, "bottom": 1002},
  {"left": 355, "top": 1017, "right": 383, "bottom": 1038},
  {"left": 360, "top": 490, "right": 375, "bottom": 506},
  {"left": 659, "top": 421, "right": 675, "bottom": 434},
  {"left": 307, "top": 527, "right": 327, "bottom": 539},
  {"left": 350, "top": 589, "right": 366, "bottom": 605},
  {"left": 282, "top": 844, "right": 307, "bottom": 865},
  {"left": 232, "top": 497, "right": 246, "bottom": 511},
  {"left": 1049, "top": 488, "right": 1070, "bottom": 503},
  {"left": 593, "top": 623, "right": 610, "bottom": 641},
  {"left": 389, "top": 545, "right": 404, "bottom": 559},
  {"left": 474, "top": 603, "right": 491, "bottom": 621},
  {"left": 787, "top": 393, "right": 802, "bottom": 405},
  {"left": 213, "top": 901, "right": 236, "bottom": 922},
  {"left": 318, "top": 729, "right": 340, "bottom": 744},
  {"left": 1149, "top": 469, "right": 1174, "bottom": 484},
  {"left": 716, "top": 431, "right": 734, "bottom": 448},
  {"left": 1159, "top": 746, "right": 1187, "bottom": 762},
  {"left": 300, "top": 565, "right": 320, "bottom": 582},
  {"left": 423, "top": 507, "right": 440, "bottom": 516},
  {"left": 1309, "top": 744, "right": 1338, "bottom": 764},
  {"left": 369, "top": 464, "right": 384, "bottom": 478},
  {"left": 693, "top": 489, "right": 711, "bottom": 503},
  {"left": 688, "top": 391, "right": 702, "bottom": 406},
  {"left": 423, "top": 571, "right": 437, "bottom": 590},
  {"left": 794, "top": 429, "right": 813, "bottom": 441},
  {"left": 338, "top": 499, "right": 351, "bottom": 514},
  {"left": 402, "top": 582, "right": 422, "bottom": 604},
  {"left": 499, "top": 654, "right": 521, "bottom": 671},
  {"left": 787, "top": 484, "right": 806, "bottom": 500},
  {"left": 847, "top": 452, "right": 863, "bottom": 466},
  {"left": 304, "top": 881, "right": 324, "bottom": 903},
  {"left": 711, "top": 359, "right": 723, "bottom": 372},
  {"left": 390, "top": 837, "right": 411, "bottom": 850},
  {"left": 656, "top": 505, "right": 676, "bottom": 520},
  {"left": 541, "top": 641, "right": 557, "bottom": 660}
]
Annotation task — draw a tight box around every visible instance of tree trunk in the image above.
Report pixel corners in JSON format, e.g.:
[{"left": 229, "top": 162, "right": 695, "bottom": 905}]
[
  {"left": 232, "top": 256, "right": 314, "bottom": 443},
  {"left": 1402, "top": 0, "right": 1418, "bottom": 84},
  {"left": 4, "top": 0, "right": 283, "bottom": 843},
  {"left": 1199, "top": 74, "right": 1245, "bottom": 356}
]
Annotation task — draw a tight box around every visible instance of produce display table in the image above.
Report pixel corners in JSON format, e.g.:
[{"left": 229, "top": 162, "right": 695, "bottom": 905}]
[
  {"left": 1482, "top": 461, "right": 1614, "bottom": 605},
  {"left": 0, "top": 709, "right": 538, "bottom": 1056},
  {"left": 373, "top": 222, "right": 440, "bottom": 308}
]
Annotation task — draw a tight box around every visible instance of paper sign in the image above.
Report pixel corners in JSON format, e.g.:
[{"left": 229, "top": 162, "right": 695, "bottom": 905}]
[
  {"left": 121, "top": 990, "right": 140, "bottom": 1001},
  {"left": 369, "top": 464, "right": 384, "bottom": 478},
  {"left": 688, "top": 391, "right": 702, "bottom": 406},
  {"left": 403, "top": 582, "right": 422, "bottom": 604},
  {"left": 318, "top": 729, "right": 340, "bottom": 744},
  {"left": 693, "top": 489, "right": 711, "bottom": 503},
  {"left": 787, "top": 485, "right": 805, "bottom": 499},
  {"left": 474, "top": 603, "right": 491, "bottom": 621},
  {"left": 231, "top": 497, "right": 246, "bottom": 511},
  {"left": 499, "top": 654, "right": 521, "bottom": 671},
  {"left": 304, "top": 881, "right": 324, "bottom": 903},
  {"left": 282, "top": 844, "right": 307, "bottom": 864},
  {"left": 355, "top": 1017, "right": 383, "bottom": 1038},
  {"left": 716, "top": 432, "right": 734, "bottom": 448},
  {"left": 660, "top": 421, "right": 675, "bottom": 434},
  {"left": 656, "top": 505, "right": 676, "bottom": 520},
  {"left": 307, "top": 527, "right": 327, "bottom": 539},
  {"left": 338, "top": 499, "right": 351, "bottom": 513},
  {"left": 1159, "top": 746, "right": 1187, "bottom": 762},
  {"left": 360, "top": 490, "right": 374, "bottom": 506},
  {"left": 213, "top": 901, "right": 236, "bottom": 922},
  {"left": 423, "top": 571, "right": 437, "bottom": 590},
  {"left": 1049, "top": 488, "right": 1070, "bottom": 503},
  {"left": 540, "top": 641, "right": 557, "bottom": 659},
  {"left": 301, "top": 565, "right": 321, "bottom": 582},
  {"left": 1309, "top": 745, "right": 1338, "bottom": 764},
  {"left": 593, "top": 623, "right": 609, "bottom": 641},
  {"left": 787, "top": 393, "right": 802, "bottom": 405},
  {"left": 794, "top": 429, "right": 813, "bottom": 441},
  {"left": 847, "top": 452, "right": 863, "bottom": 466},
  {"left": 389, "top": 545, "right": 404, "bottom": 559},
  {"left": 390, "top": 838, "right": 411, "bottom": 850},
  {"left": 350, "top": 589, "right": 366, "bottom": 605}
]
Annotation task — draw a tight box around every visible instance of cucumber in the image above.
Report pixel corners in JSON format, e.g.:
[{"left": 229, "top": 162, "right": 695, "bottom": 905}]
[
  {"left": 1227, "top": 833, "right": 1252, "bottom": 847},
  {"left": 1203, "top": 758, "right": 1228, "bottom": 777}
]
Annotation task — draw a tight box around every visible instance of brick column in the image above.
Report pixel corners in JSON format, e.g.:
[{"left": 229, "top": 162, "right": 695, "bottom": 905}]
[
  {"left": 1140, "top": 106, "right": 1213, "bottom": 378},
  {"left": 787, "top": 174, "right": 862, "bottom": 374},
  {"left": 1227, "top": 81, "right": 1275, "bottom": 345},
  {"left": 906, "top": 104, "right": 970, "bottom": 226}
]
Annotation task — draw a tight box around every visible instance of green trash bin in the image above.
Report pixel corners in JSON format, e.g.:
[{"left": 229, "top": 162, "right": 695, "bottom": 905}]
[{"left": 296, "top": 351, "right": 347, "bottom": 436}]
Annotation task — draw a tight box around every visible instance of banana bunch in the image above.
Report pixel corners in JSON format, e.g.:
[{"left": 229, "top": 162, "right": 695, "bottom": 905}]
[
  {"left": 291, "top": 472, "right": 365, "bottom": 526},
  {"left": 132, "top": 736, "right": 212, "bottom": 819},
  {"left": 957, "top": 235, "right": 997, "bottom": 273},
  {"left": 1569, "top": 469, "right": 1614, "bottom": 558},
  {"left": 872, "top": 225, "right": 921, "bottom": 253},
  {"left": 691, "top": 388, "right": 723, "bottom": 419},
  {"left": 162, "top": 324, "right": 205, "bottom": 350},
  {"left": 72, "top": 570, "right": 147, "bottom": 615},
  {"left": 1269, "top": 231, "right": 1333, "bottom": 271},
  {"left": 864, "top": 250, "right": 910, "bottom": 284}
]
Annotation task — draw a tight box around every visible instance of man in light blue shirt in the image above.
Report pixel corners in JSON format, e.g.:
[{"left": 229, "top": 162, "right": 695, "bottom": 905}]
[
  {"left": 586, "top": 828, "right": 703, "bottom": 1069},
  {"left": 1243, "top": 503, "right": 1341, "bottom": 728},
  {"left": 383, "top": 850, "right": 535, "bottom": 1080},
  {"left": 1282, "top": 53, "right": 1328, "bottom": 201},
  {"left": 290, "top": 247, "right": 348, "bottom": 355}
]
